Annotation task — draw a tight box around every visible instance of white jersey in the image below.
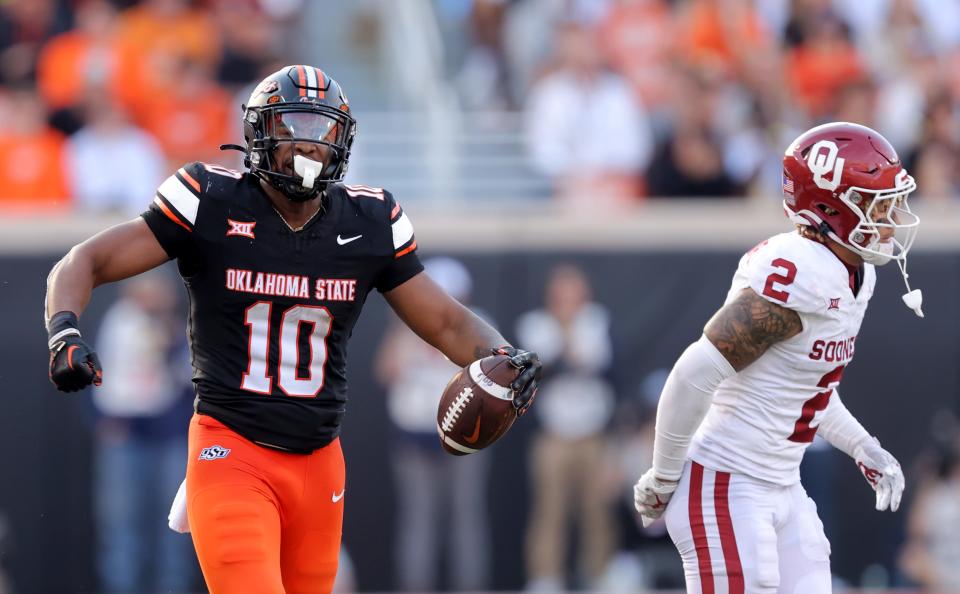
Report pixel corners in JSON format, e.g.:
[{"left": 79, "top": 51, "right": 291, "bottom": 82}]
[{"left": 688, "top": 232, "right": 875, "bottom": 485}]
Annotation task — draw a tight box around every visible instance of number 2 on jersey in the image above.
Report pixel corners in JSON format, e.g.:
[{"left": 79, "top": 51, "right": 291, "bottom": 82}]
[
  {"left": 762, "top": 258, "right": 797, "bottom": 303},
  {"left": 788, "top": 364, "right": 845, "bottom": 443},
  {"left": 241, "top": 302, "right": 333, "bottom": 397}
]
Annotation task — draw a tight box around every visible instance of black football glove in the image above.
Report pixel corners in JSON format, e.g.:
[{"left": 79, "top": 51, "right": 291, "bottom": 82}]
[
  {"left": 493, "top": 346, "right": 541, "bottom": 416},
  {"left": 47, "top": 311, "right": 102, "bottom": 393}
]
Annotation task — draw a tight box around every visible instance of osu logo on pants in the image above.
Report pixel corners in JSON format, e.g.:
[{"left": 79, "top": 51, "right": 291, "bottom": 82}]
[{"left": 198, "top": 445, "right": 231, "bottom": 461}]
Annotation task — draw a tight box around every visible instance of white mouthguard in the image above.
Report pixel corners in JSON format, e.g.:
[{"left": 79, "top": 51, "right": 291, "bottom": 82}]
[
  {"left": 902, "top": 289, "right": 924, "bottom": 318},
  {"left": 294, "top": 155, "right": 322, "bottom": 189}
]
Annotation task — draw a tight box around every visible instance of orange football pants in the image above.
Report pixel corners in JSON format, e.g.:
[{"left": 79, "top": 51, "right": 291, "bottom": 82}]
[{"left": 186, "top": 414, "right": 345, "bottom": 594}]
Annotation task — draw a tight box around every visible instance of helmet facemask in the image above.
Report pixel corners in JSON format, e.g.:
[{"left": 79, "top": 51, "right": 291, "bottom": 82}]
[
  {"left": 782, "top": 121, "right": 925, "bottom": 317},
  {"left": 246, "top": 103, "right": 356, "bottom": 202},
  {"left": 823, "top": 169, "right": 924, "bottom": 317},
  {"left": 839, "top": 171, "right": 919, "bottom": 266}
]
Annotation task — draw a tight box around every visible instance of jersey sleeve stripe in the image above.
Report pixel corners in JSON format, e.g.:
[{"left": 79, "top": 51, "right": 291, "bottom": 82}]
[
  {"left": 391, "top": 212, "right": 414, "bottom": 249},
  {"left": 177, "top": 167, "right": 201, "bottom": 194},
  {"left": 344, "top": 185, "right": 384, "bottom": 200},
  {"left": 395, "top": 240, "right": 417, "bottom": 259},
  {"left": 389, "top": 203, "right": 401, "bottom": 221},
  {"left": 158, "top": 174, "right": 200, "bottom": 224},
  {"left": 153, "top": 196, "right": 192, "bottom": 232}
]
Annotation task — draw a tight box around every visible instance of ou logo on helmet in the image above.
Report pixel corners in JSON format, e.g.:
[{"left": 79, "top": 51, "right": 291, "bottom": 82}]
[{"left": 807, "top": 140, "right": 845, "bottom": 192}]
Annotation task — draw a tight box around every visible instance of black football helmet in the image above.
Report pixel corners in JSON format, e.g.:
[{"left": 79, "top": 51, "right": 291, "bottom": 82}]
[{"left": 240, "top": 65, "right": 357, "bottom": 201}]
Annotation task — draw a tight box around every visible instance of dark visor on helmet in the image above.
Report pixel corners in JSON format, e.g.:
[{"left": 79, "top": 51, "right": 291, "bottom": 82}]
[{"left": 264, "top": 107, "right": 349, "bottom": 146}]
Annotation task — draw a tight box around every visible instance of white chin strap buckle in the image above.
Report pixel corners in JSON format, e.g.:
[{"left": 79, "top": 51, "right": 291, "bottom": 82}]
[
  {"left": 902, "top": 289, "right": 924, "bottom": 318},
  {"left": 293, "top": 155, "right": 322, "bottom": 189}
]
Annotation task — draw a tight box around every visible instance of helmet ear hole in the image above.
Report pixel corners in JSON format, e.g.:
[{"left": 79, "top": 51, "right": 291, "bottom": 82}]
[{"left": 816, "top": 204, "right": 840, "bottom": 217}]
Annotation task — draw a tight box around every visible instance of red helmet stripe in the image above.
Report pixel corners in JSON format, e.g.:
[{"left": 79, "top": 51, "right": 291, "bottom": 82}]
[
  {"left": 296, "top": 65, "right": 307, "bottom": 96},
  {"left": 314, "top": 67, "right": 326, "bottom": 99}
]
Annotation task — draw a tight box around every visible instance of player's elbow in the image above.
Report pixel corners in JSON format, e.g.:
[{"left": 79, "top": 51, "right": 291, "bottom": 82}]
[
  {"left": 48, "top": 246, "right": 79, "bottom": 286},
  {"left": 434, "top": 315, "right": 465, "bottom": 356},
  {"left": 666, "top": 335, "right": 737, "bottom": 398},
  {"left": 60, "top": 241, "right": 101, "bottom": 287},
  {"left": 46, "top": 255, "right": 65, "bottom": 289}
]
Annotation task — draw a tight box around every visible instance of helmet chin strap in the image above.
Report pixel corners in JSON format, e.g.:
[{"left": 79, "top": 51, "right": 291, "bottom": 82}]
[
  {"left": 862, "top": 240, "right": 924, "bottom": 318},
  {"left": 859, "top": 234, "right": 924, "bottom": 318}
]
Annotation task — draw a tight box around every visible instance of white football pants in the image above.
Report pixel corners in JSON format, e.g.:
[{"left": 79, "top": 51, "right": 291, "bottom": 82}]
[{"left": 664, "top": 461, "right": 832, "bottom": 594}]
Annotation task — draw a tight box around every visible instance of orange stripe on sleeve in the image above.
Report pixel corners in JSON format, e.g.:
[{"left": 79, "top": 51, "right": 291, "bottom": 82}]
[
  {"left": 178, "top": 168, "right": 201, "bottom": 193},
  {"left": 296, "top": 65, "right": 307, "bottom": 96},
  {"left": 154, "top": 197, "right": 192, "bottom": 232},
  {"left": 390, "top": 204, "right": 401, "bottom": 219},
  {"left": 395, "top": 240, "right": 417, "bottom": 259}
]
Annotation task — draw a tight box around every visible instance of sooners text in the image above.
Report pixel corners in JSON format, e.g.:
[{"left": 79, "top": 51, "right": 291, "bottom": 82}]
[{"left": 808, "top": 336, "right": 856, "bottom": 362}]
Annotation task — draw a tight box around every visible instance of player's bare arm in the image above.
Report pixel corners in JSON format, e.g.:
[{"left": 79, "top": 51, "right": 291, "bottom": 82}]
[
  {"left": 384, "top": 271, "right": 541, "bottom": 413},
  {"left": 46, "top": 218, "right": 170, "bottom": 318},
  {"left": 45, "top": 219, "right": 169, "bottom": 393},
  {"left": 703, "top": 287, "right": 803, "bottom": 371},
  {"left": 383, "top": 272, "right": 508, "bottom": 368}
]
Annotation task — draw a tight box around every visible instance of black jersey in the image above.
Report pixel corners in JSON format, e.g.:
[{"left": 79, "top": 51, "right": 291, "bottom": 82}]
[{"left": 141, "top": 162, "right": 423, "bottom": 453}]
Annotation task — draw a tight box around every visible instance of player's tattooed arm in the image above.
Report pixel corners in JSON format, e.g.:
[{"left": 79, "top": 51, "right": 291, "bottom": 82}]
[{"left": 704, "top": 287, "right": 803, "bottom": 372}]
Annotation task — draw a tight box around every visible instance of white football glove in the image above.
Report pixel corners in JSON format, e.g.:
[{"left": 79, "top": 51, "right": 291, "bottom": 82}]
[
  {"left": 853, "top": 437, "right": 905, "bottom": 512},
  {"left": 634, "top": 469, "right": 678, "bottom": 528}
]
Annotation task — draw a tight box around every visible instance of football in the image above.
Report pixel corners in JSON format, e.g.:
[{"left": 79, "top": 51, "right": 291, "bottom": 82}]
[{"left": 436, "top": 354, "right": 520, "bottom": 455}]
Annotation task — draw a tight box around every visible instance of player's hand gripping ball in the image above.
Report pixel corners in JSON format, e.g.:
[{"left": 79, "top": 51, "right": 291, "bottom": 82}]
[
  {"left": 492, "top": 346, "right": 541, "bottom": 415},
  {"left": 437, "top": 352, "right": 536, "bottom": 455}
]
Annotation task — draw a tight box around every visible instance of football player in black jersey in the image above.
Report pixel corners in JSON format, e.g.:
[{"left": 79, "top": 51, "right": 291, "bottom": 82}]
[{"left": 45, "top": 65, "right": 541, "bottom": 594}]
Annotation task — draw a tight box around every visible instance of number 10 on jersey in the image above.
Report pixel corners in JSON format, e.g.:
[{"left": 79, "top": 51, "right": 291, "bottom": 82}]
[{"left": 241, "top": 302, "right": 333, "bottom": 397}]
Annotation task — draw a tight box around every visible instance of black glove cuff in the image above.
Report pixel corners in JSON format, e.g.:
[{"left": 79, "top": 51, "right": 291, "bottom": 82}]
[{"left": 47, "top": 311, "right": 81, "bottom": 342}]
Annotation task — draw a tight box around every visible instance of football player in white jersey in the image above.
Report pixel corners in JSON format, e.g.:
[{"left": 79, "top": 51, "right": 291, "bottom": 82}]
[{"left": 633, "top": 122, "right": 921, "bottom": 594}]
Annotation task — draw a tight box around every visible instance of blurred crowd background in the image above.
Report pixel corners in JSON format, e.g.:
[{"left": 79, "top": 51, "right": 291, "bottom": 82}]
[
  {"left": 1, "top": 0, "right": 960, "bottom": 593},
  {"left": 0, "top": 0, "right": 959, "bottom": 212}
]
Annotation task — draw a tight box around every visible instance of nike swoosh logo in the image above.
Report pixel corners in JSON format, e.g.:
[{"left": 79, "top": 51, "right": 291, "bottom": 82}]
[
  {"left": 463, "top": 416, "right": 482, "bottom": 444},
  {"left": 336, "top": 234, "right": 362, "bottom": 245},
  {"left": 332, "top": 489, "right": 345, "bottom": 503}
]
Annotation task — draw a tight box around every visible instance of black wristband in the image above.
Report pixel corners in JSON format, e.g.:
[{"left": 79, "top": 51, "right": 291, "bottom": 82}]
[{"left": 47, "top": 311, "right": 80, "bottom": 342}]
